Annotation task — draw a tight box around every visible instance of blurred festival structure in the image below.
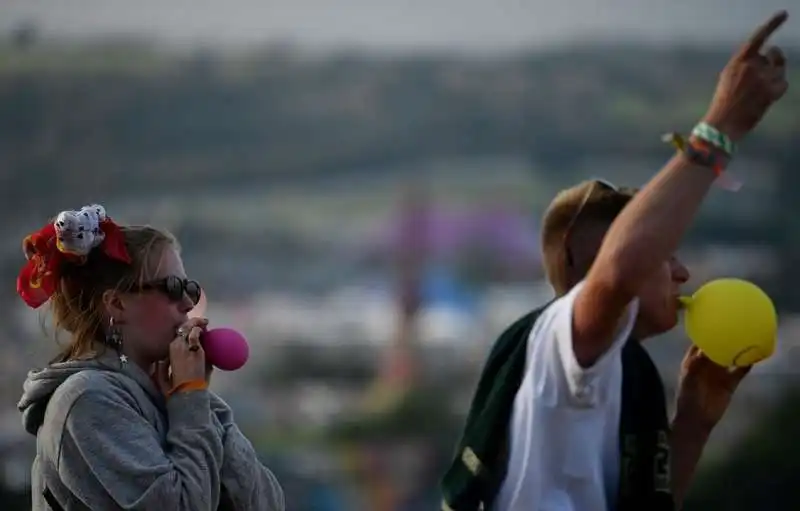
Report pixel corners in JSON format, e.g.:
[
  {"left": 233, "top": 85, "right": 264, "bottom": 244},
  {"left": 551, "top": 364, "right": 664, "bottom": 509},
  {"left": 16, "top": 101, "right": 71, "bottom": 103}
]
[{"left": 363, "top": 187, "right": 541, "bottom": 411}]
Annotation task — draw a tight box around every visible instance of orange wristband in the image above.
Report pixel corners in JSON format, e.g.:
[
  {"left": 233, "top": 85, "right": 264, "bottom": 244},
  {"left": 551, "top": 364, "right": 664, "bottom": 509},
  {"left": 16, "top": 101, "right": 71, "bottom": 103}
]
[{"left": 167, "top": 379, "right": 208, "bottom": 397}]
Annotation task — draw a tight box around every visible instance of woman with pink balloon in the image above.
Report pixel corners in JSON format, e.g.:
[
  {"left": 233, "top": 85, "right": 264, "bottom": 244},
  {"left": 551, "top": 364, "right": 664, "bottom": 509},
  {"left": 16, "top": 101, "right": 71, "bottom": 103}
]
[{"left": 16, "top": 204, "right": 283, "bottom": 510}]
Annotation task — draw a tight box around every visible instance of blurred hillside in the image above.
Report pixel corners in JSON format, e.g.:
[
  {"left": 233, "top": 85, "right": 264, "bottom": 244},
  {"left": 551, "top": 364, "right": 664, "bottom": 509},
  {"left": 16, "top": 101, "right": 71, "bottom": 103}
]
[{"left": 1, "top": 42, "right": 797, "bottom": 196}]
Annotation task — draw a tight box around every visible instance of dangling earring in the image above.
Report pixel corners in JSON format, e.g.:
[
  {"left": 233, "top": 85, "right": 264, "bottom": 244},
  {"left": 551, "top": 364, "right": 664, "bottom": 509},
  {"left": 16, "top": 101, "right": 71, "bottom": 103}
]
[{"left": 107, "top": 317, "right": 128, "bottom": 365}]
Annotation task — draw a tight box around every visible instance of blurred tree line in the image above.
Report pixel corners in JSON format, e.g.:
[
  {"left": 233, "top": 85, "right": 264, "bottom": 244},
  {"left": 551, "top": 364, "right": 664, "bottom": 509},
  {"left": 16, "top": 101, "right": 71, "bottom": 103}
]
[
  {"left": 685, "top": 387, "right": 800, "bottom": 509},
  {"left": 0, "top": 488, "right": 27, "bottom": 510},
  {"left": 0, "top": 42, "right": 797, "bottom": 214}
]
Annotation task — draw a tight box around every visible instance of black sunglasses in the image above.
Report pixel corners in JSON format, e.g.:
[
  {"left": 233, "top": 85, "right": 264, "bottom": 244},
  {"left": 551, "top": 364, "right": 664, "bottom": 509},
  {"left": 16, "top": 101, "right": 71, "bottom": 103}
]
[
  {"left": 134, "top": 276, "right": 202, "bottom": 305},
  {"left": 563, "top": 179, "right": 619, "bottom": 267}
]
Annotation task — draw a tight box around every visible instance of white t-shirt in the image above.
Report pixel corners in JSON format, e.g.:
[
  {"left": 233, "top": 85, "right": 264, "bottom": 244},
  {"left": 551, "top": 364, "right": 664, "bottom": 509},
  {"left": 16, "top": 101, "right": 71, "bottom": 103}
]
[{"left": 493, "top": 281, "right": 639, "bottom": 511}]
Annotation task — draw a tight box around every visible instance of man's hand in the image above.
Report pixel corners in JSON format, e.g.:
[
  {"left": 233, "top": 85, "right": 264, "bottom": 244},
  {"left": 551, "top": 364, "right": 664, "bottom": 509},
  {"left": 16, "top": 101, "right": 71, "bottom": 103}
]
[
  {"left": 669, "top": 345, "right": 751, "bottom": 506},
  {"left": 704, "top": 11, "right": 789, "bottom": 142},
  {"left": 674, "top": 345, "right": 751, "bottom": 432}
]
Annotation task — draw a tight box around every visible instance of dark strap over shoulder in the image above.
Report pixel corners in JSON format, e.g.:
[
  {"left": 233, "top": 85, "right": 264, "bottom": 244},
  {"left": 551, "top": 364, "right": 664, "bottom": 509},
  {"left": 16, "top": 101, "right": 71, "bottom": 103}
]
[
  {"left": 440, "top": 303, "right": 553, "bottom": 510},
  {"left": 617, "top": 340, "right": 674, "bottom": 511},
  {"left": 43, "top": 486, "right": 65, "bottom": 511}
]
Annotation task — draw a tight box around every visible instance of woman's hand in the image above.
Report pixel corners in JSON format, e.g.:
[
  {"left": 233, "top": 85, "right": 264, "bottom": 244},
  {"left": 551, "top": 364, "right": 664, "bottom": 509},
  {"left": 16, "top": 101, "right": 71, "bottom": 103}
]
[{"left": 154, "top": 317, "right": 209, "bottom": 396}]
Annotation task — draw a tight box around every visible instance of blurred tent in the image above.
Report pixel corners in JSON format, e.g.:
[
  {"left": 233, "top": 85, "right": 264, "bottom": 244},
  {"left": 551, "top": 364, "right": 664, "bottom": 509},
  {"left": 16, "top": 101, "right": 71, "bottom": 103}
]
[{"left": 361, "top": 205, "right": 542, "bottom": 283}]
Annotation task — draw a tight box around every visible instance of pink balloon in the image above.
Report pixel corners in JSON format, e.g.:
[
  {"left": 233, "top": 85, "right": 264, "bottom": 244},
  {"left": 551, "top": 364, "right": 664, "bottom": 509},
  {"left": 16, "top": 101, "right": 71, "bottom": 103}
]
[{"left": 202, "top": 328, "right": 249, "bottom": 371}]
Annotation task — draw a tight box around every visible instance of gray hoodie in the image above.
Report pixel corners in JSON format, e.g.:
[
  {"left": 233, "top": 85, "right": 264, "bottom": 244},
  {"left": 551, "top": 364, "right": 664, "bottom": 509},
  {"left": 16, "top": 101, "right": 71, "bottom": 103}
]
[{"left": 18, "top": 350, "right": 285, "bottom": 511}]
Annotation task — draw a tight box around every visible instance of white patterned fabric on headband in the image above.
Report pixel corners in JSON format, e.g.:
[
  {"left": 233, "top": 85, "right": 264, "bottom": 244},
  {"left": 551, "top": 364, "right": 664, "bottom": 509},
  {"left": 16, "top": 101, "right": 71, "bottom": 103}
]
[{"left": 54, "top": 204, "right": 108, "bottom": 257}]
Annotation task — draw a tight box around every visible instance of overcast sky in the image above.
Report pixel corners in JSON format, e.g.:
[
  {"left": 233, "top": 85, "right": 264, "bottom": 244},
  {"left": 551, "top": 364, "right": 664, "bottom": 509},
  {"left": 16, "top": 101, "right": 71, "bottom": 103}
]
[{"left": 2, "top": 0, "right": 798, "bottom": 51}]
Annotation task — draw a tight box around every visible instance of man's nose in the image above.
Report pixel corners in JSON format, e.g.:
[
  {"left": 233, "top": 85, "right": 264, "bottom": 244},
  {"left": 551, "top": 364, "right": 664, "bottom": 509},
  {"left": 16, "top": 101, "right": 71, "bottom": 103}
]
[{"left": 671, "top": 257, "right": 690, "bottom": 284}]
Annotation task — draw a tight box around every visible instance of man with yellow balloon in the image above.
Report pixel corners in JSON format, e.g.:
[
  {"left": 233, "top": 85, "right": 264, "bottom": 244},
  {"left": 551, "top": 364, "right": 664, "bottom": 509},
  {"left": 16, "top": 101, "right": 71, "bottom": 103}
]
[
  {"left": 681, "top": 278, "right": 777, "bottom": 367},
  {"left": 441, "top": 11, "right": 788, "bottom": 511}
]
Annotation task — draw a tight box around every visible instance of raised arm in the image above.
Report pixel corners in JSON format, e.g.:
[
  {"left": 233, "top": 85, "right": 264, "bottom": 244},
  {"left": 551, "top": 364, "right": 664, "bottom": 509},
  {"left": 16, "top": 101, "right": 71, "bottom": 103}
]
[{"left": 571, "top": 11, "right": 789, "bottom": 367}]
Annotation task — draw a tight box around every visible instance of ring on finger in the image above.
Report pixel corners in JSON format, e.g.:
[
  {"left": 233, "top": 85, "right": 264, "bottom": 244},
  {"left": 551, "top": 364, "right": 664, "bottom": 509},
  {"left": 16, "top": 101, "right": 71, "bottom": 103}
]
[{"left": 187, "top": 326, "right": 202, "bottom": 350}]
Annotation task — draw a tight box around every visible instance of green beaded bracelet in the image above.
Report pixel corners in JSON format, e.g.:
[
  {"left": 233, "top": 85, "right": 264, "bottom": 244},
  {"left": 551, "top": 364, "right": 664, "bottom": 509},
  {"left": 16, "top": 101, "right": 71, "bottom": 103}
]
[{"left": 691, "top": 122, "right": 736, "bottom": 156}]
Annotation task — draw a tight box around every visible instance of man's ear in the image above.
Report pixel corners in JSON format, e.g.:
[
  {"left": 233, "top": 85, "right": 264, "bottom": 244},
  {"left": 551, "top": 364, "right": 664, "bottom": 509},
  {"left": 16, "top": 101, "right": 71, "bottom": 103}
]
[
  {"left": 101, "top": 289, "right": 126, "bottom": 321},
  {"left": 570, "top": 222, "right": 607, "bottom": 275}
]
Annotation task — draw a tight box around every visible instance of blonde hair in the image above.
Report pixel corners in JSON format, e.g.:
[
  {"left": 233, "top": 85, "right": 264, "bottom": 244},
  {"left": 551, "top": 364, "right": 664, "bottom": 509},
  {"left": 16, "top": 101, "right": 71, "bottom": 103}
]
[
  {"left": 541, "top": 181, "right": 636, "bottom": 296},
  {"left": 48, "top": 225, "right": 177, "bottom": 363}
]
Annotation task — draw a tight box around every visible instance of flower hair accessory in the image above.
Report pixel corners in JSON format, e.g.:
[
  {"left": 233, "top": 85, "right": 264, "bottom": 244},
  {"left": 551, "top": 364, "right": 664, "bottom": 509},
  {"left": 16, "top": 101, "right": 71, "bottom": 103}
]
[{"left": 17, "top": 204, "right": 131, "bottom": 308}]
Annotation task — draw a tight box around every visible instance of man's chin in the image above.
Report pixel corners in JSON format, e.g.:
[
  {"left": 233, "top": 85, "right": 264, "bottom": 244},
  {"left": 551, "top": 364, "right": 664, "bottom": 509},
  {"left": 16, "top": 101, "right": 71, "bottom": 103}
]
[
  {"left": 639, "top": 312, "right": 680, "bottom": 339},
  {"left": 656, "top": 313, "right": 680, "bottom": 335}
]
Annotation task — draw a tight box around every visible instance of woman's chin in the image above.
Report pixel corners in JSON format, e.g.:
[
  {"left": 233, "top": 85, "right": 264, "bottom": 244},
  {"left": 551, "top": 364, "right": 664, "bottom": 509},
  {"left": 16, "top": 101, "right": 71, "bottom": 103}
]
[{"left": 146, "top": 343, "right": 171, "bottom": 364}]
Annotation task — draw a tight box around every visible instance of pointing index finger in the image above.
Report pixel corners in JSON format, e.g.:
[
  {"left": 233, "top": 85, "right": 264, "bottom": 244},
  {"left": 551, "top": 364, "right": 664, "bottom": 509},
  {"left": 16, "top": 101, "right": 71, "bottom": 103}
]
[{"left": 738, "top": 11, "right": 789, "bottom": 59}]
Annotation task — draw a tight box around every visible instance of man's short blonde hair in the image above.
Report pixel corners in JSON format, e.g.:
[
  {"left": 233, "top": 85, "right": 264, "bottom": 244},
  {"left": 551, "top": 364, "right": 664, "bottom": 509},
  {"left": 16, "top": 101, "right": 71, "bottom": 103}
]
[{"left": 541, "top": 180, "right": 637, "bottom": 296}]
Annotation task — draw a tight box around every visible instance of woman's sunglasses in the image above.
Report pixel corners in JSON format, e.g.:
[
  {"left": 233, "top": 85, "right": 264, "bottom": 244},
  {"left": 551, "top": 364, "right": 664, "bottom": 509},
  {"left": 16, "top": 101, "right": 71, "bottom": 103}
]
[
  {"left": 134, "top": 276, "right": 202, "bottom": 305},
  {"left": 563, "top": 178, "right": 619, "bottom": 267}
]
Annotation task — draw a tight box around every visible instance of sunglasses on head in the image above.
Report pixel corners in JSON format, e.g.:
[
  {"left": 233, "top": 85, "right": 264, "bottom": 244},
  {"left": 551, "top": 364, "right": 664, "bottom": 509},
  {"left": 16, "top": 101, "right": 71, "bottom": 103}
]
[
  {"left": 134, "top": 275, "right": 202, "bottom": 305},
  {"left": 563, "top": 179, "right": 619, "bottom": 267}
]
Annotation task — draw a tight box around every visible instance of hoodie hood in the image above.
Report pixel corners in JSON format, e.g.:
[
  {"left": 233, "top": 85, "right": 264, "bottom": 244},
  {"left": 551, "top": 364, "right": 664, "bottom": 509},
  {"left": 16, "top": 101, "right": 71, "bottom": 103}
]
[{"left": 18, "top": 351, "right": 162, "bottom": 435}]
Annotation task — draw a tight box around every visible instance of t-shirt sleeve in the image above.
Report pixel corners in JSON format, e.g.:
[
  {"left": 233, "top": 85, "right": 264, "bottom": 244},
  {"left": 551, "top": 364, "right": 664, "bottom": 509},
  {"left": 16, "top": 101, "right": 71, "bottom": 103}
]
[{"left": 527, "top": 280, "right": 639, "bottom": 406}]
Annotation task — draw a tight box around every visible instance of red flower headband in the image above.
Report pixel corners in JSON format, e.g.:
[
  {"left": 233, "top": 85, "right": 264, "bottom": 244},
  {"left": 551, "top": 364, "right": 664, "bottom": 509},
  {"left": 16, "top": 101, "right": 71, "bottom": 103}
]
[{"left": 17, "top": 204, "right": 131, "bottom": 309}]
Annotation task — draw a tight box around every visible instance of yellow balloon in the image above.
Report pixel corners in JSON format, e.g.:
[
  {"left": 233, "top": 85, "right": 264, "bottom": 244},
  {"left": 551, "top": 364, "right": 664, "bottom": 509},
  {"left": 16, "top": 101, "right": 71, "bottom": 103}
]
[{"left": 680, "top": 278, "right": 778, "bottom": 367}]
